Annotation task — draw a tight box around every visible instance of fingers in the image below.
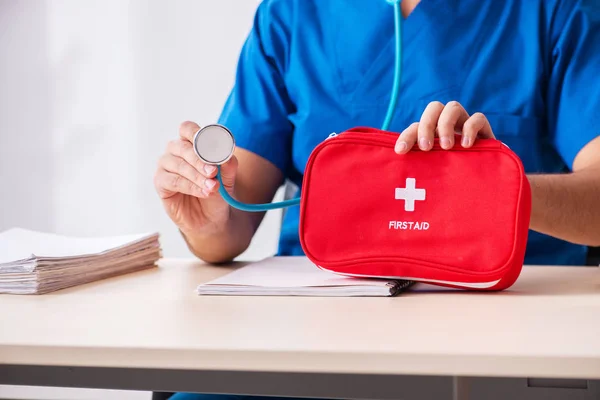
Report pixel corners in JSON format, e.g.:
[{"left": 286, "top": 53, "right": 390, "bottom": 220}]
[
  {"left": 167, "top": 139, "right": 218, "bottom": 179},
  {"left": 461, "top": 112, "right": 494, "bottom": 148},
  {"left": 157, "top": 119, "right": 240, "bottom": 201},
  {"left": 395, "top": 122, "right": 418, "bottom": 154},
  {"left": 218, "top": 154, "right": 238, "bottom": 192},
  {"left": 437, "top": 101, "right": 469, "bottom": 149},
  {"left": 154, "top": 134, "right": 221, "bottom": 200},
  {"left": 396, "top": 101, "right": 496, "bottom": 154},
  {"left": 417, "top": 101, "right": 444, "bottom": 151},
  {"left": 174, "top": 120, "right": 221, "bottom": 179},
  {"left": 154, "top": 169, "right": 207, "bottom": 199},
  {"left": 159, "top": 154, "right": 217, "bottom": 194},
  {"left": 179, "top": 121, "right": 201, "bottom": 143}
]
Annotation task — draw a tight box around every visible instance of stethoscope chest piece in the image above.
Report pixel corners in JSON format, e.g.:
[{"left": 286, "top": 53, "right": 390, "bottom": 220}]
[{"left": 193, "top": 124, "right": 236, "bottom": 165}]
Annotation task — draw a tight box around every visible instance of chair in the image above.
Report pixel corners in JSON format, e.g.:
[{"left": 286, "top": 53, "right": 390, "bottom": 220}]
[
  {"left": 586, "top": 246, "right": 600, "bottom": 266},
  {"left": 151, "top": 392, "right": 173, "bottom": 400}
]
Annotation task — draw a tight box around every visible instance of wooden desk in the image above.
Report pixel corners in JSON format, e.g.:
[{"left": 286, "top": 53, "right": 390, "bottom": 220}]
[{"left": 1, "top": 258, "right": 599, "bottom": 400}]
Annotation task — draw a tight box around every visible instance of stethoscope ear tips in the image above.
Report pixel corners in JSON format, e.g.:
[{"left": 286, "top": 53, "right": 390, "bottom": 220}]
[{"left": 193, "top": 124, "right": 236, "bottom": 166}]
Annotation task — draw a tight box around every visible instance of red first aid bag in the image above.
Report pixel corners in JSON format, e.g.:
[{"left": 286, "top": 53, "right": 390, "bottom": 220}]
[{"left": 298, "top": 127, "right": 531, "bottom": 291}]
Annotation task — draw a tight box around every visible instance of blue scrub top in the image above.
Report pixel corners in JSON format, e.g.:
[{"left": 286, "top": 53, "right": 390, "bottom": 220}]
[{"left": 218, "top": 0, "right": 600, "bottom": 266}]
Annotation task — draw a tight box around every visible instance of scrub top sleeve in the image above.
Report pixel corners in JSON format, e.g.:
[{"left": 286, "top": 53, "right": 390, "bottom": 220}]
[
  {"left": 217, "top": 1, "right": 295, "bottom": 176},
  {"left": 547, "top": 0, "right": 600, "bottom": 170}
]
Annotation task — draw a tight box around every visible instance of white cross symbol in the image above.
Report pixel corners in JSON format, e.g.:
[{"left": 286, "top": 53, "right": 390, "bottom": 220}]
[{"left": 395, "top": 178, "right": 426, "bottom": 212}]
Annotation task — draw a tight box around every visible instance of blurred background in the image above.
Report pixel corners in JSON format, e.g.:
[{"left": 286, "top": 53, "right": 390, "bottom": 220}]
[
  {"left": 0, "top": 0, "right": 283, "bottom": 264},
  {"left": 0, "top": 1, "right": 274, "bottom": 398}
]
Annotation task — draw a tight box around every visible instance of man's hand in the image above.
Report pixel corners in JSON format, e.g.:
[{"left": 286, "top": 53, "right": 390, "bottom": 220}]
[
  {"left": 395, "top": 101, "right": 495, "bottom": 153},
  {"left": 154, "top": 121, "right": 238, "bottom": 237},
  {"left": 154, "top": 121, "right": 285, "bottom": 264},
  {"left": 398, "top": 101, "right": 600, "bottom": 248}
]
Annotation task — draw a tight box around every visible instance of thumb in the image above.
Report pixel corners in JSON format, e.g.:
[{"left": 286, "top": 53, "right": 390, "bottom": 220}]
[{"left": 217, "top": 155, "right": 238, "bottom": 194}]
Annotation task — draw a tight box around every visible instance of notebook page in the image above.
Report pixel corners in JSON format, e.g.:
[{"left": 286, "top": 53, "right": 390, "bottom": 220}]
[
  {"left": 0, "top": 228, "right": 157, "bottom": 264},
  {"left": 203, "top": 256, "right": 394, "bottom": 288}
]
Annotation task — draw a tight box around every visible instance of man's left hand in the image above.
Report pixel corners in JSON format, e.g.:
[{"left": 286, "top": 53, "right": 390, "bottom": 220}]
[{"left": 395, "top": 101, "right": 496, "bottom": 153}]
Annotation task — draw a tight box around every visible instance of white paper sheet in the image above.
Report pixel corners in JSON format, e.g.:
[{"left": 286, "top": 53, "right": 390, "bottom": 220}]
[
  {"left": 0, "top": 228, "right": 158, "bottom": 264},
  {"left": 0, "top": 228, "right": 161, "bottom": 294},
  {"left": 197, "top": 256, "right": 411, "bottom": 297}
]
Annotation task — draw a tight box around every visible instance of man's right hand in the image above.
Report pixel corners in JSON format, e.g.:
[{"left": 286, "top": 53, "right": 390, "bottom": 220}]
[{"left": 153, "top": 121, "right": 238, "bottom": 237}]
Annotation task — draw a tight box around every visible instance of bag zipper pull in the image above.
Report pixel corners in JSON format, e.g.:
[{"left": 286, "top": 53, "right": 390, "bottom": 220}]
[{"left": 326, "top": 132, "right": 338, "bottom": 140}]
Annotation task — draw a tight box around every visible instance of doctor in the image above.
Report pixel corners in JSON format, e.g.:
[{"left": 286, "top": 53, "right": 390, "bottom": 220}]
[
  {"left": 155, "top": 0, "right": 600, "bottom": 267},
  {"left": 154, "top": 0, "right": 599, "bottom": 397}
]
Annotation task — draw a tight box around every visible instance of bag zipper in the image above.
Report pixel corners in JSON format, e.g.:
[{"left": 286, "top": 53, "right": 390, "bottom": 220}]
[{"left": 324, "top": 128, "right": 509, "bottom": 150}]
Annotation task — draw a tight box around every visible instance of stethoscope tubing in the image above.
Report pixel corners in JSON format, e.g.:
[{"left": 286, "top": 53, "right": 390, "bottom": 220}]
[
  {"left": 213, "top": 0, "right": 402, "bottom": 212},
  {"left": 216, "top": 166, "right": 301, "bottom": 212}
]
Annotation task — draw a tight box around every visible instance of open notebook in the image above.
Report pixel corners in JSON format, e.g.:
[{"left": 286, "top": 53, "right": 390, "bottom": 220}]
[
  {"left": 0, "top": 228, "right": 161, "bottom": 294},
  {"left": 197, "top": 256, "right": 415, "bottom": 297}
]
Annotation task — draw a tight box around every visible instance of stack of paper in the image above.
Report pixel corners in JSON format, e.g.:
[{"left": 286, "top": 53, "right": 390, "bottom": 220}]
[
  {"left": 197, "top": 256, "right": 414, "bottom": 297},
  {"left": 0, "top": 228, "right": 161, "bottom": 294}
]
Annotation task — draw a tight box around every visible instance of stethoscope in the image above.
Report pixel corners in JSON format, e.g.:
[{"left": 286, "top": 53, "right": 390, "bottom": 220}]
[{"left": 193, "top": 0, "right": 403, "bottom": 212}]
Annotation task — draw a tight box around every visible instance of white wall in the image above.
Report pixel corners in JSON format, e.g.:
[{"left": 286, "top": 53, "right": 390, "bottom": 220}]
[
  {"left": 1, "top": 2, "right": 280, "bottom": 398},
  {"left": 0, "top": 0, "right": 282, "bottom": 261}
]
